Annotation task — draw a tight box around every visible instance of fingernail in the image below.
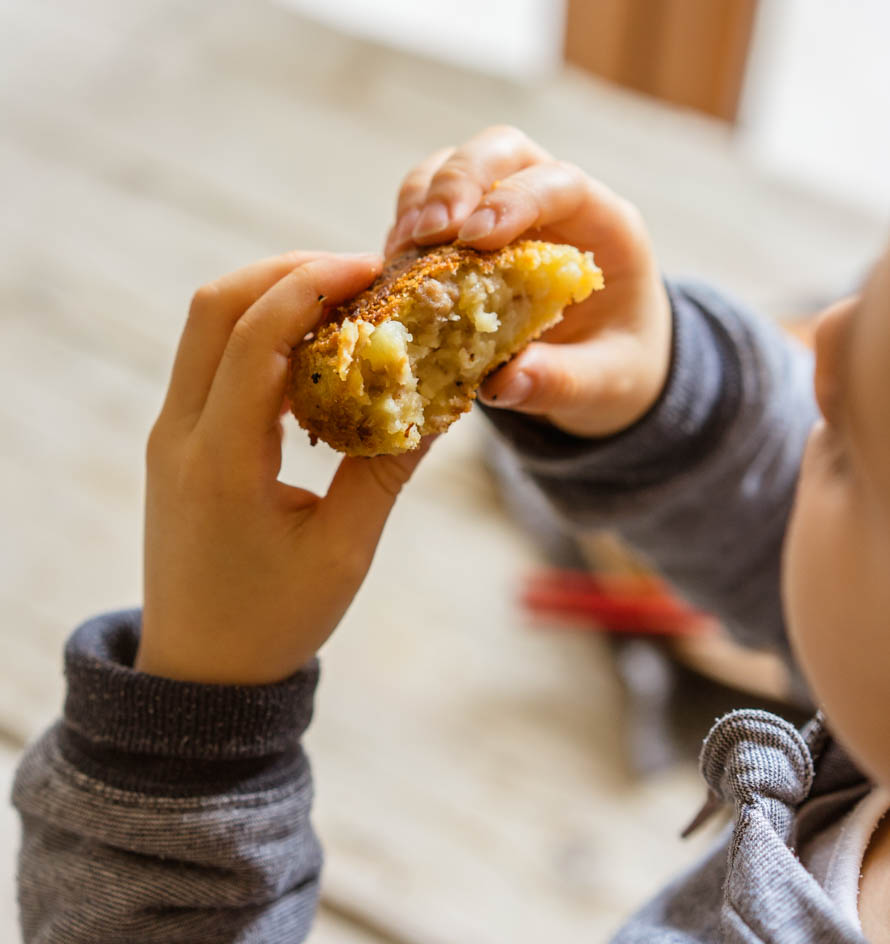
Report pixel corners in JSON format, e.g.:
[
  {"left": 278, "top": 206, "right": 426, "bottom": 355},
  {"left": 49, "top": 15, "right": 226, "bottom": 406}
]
[
  {"left": 458, "top": 208, "right": 496, "bottom": 241},
  {"left": 413, "top": 202, "right": 449, "bottom": 239},
  {"left": 484, "top": 371, "right": 532, "bottom": 408}
]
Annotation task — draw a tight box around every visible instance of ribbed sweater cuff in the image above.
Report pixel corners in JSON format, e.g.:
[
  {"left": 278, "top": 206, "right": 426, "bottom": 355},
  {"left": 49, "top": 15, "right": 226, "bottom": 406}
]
[{"left": 59, "top": 610, "right": 319, "bottom": 795}]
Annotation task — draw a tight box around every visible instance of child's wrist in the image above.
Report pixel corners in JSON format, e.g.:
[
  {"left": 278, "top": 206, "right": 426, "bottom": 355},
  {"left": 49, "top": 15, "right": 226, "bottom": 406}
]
[{"left": 135, "top": 613, "right": 312, "bottom": 686}]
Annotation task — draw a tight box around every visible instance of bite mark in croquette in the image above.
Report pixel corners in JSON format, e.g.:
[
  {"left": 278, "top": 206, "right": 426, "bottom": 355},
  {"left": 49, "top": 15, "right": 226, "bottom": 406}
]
[{"left": 287, "top": 240, "right": 604, "bottom": 456}]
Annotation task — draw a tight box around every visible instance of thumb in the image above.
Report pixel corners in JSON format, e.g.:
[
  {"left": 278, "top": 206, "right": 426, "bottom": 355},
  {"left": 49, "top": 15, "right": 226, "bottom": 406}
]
[
  {"left": 478, "top": 337, "right": 649, "bottom": 437},
  {"left": 320, "top": 437, "right": 435, "bottom": 550}
]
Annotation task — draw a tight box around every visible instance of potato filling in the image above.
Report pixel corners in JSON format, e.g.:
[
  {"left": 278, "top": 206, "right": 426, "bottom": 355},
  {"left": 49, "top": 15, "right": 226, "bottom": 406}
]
[{"left": 331, "top": 245, "right": 599, "bottom": 452}]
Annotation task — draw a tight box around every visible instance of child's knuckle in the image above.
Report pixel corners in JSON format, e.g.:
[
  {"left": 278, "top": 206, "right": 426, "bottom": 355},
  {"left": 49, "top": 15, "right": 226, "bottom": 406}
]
[
  {"left": 603, "top": 370, "right": 635, "bottom": 404},
  {"left": 367, "top": 456, "right": 410, "bottom": 499},
  {"left": 345, "top": 544, "right": 373, "bottom": 579},
  {"left": 177, "top": 454, "right": 211, "bottom": 498},
  {"left": 399, "top": 175, "right": 427, "bottom": 206},
  {"left": 327, "top": 538, "right": 370, "bottom": 581},
  {"left": 553, "top": 159, "right": 584, "bottom": 183},
  {"left": 434, "top": 160, "right": 473, "bottom": 190},
  {"left": 189, "top": 282, "right": 221, "bottom": 319},
  {"left": 174, "top": 436, "right": 229, "bottom": 500},
  {"left": 553, "top": 370, "right": 579, "bottom": 406},
  {"left": 487, "top": 123, "right": 526, "bottom": 146},
  {"left": 498, "top": 178, "right": 538, "bottom": 210},
  {"left": 617, "top": 198, "right": 647, "bottom": 240},
  {"left": 145, "top": 419, "right": 171, "bottom": 470},
  {"left": 228, "top": 318, "right": 259, "bottom": 356}
]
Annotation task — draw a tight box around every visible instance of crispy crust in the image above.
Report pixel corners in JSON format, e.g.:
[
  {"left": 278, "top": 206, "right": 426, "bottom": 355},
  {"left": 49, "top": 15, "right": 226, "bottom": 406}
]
[
  {"left": 303, "top": 244, "right": 494, "bottom": 355},
  {"left": 287, "top": 242, "right": 598, "bottom": 455}
]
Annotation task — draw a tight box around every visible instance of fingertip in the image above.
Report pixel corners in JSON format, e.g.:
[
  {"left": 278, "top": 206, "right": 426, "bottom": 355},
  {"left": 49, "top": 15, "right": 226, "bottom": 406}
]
[
  {"left": 457, "top": 208, "right": 496, "bottom": 242},
  {"left": 386, "top": 208, "right": 421, "bottom": 257},
  {"left": 459, "top": 197, "right": 536, "bottom": 250},
  {"left": 333, "top": 252, "right": 383, "bottom": 287},
  {"left": 342, "top": 251, "right": 383, "bottom": 267},
  {"left": 412, "top": 201, "right": 450, "bottom": 241},
  {"left": 385, "top": 235, "right": 415, "bottom": 261},
  {"left": 412, "top": 193, "right": 483, "bottom": 246},
  {"left": 478, "top": 363, "right": 534, "bottom": 409}
]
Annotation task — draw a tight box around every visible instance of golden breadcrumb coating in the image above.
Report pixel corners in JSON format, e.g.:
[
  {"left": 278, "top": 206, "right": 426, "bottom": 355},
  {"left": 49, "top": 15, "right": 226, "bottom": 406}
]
[{"left": 287, "top": 240, "right": 603, "bottom": 456}]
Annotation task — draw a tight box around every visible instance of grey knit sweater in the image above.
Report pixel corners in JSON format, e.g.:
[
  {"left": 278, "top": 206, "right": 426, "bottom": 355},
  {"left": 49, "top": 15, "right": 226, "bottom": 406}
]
[{"left": 12, "top": 282, "right": 870, "bottom": 942}]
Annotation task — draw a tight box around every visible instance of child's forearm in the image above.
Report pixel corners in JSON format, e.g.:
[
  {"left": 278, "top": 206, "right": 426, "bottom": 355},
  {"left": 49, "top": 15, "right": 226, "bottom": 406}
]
[
  {"left": 484, "top": 281, "right": 817, "bottom": 671},
  {"left": 13, "top": 610, "right": 322, "bottom": 943}
]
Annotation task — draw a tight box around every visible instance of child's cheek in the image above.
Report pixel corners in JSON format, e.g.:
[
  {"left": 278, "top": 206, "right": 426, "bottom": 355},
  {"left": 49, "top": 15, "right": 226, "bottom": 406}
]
[
  {"left": 783, "top": 436, "right": 854, "bottom": 696},
  {"left": 783, "top": 437, "right": 821, "bottom": 645},
  {"left": 783, "top": 436, "right": 890, "bottom": 784}
]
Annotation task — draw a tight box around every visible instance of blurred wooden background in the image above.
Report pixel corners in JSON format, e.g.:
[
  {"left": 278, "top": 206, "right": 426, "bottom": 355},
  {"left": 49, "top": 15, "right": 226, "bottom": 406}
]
[
  {"left": 566, "top": 0, "right": 758, "bottom": 121},
  {"left": 0, "top": 1, "right": 883, "bottom": 942}
]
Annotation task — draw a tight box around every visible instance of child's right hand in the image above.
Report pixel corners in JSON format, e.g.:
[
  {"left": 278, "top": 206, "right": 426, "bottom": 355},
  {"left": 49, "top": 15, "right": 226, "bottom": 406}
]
[
  {"left": 139, "top": 252, "right": 430, "bottom": 686},
  {"left": 385, "top": 125, "right": 671, "bottom": 439}
]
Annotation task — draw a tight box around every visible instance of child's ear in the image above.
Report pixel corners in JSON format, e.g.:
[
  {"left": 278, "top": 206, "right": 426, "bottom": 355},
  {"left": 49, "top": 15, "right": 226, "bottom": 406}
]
[{"left": 812, "top": 296, "right": 857, "bottom": 424}]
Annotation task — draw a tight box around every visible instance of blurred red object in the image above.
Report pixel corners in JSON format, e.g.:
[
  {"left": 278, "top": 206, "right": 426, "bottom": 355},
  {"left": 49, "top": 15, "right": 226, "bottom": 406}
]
[{"left": 522, "top": 570, "right": 715, "bottom": 637}]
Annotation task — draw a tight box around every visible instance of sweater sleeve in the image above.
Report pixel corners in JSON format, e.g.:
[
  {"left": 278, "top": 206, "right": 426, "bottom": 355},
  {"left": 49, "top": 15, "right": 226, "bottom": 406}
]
[
  {"left": 12, "top": 609, "right": 322, "bottom": 944},
  {"left": 482, "top": 280, "right": 817, "bottom": 676}
]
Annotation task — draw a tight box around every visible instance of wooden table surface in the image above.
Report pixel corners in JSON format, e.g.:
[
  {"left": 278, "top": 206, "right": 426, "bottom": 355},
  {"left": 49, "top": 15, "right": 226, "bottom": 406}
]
[{"left": 0, "top": 1, "right": 884, "bottom": 940}]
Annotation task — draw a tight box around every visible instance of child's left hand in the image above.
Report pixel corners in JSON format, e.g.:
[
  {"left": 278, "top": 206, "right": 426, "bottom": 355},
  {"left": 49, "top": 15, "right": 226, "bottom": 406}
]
[
  {"left": 384, "top": 126, "right": 671, "bottom": 439},
  {"left": 138, "top": 251, "right": 431, "bottom": 685}
]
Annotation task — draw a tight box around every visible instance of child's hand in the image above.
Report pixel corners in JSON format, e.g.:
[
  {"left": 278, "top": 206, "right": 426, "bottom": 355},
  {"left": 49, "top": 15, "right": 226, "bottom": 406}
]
[
  {"left": 139, "top": 252, "right": 430, "bottom": 685},
  {"left": 385, "top": 125, "right": 671, "bottom": 438}
]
